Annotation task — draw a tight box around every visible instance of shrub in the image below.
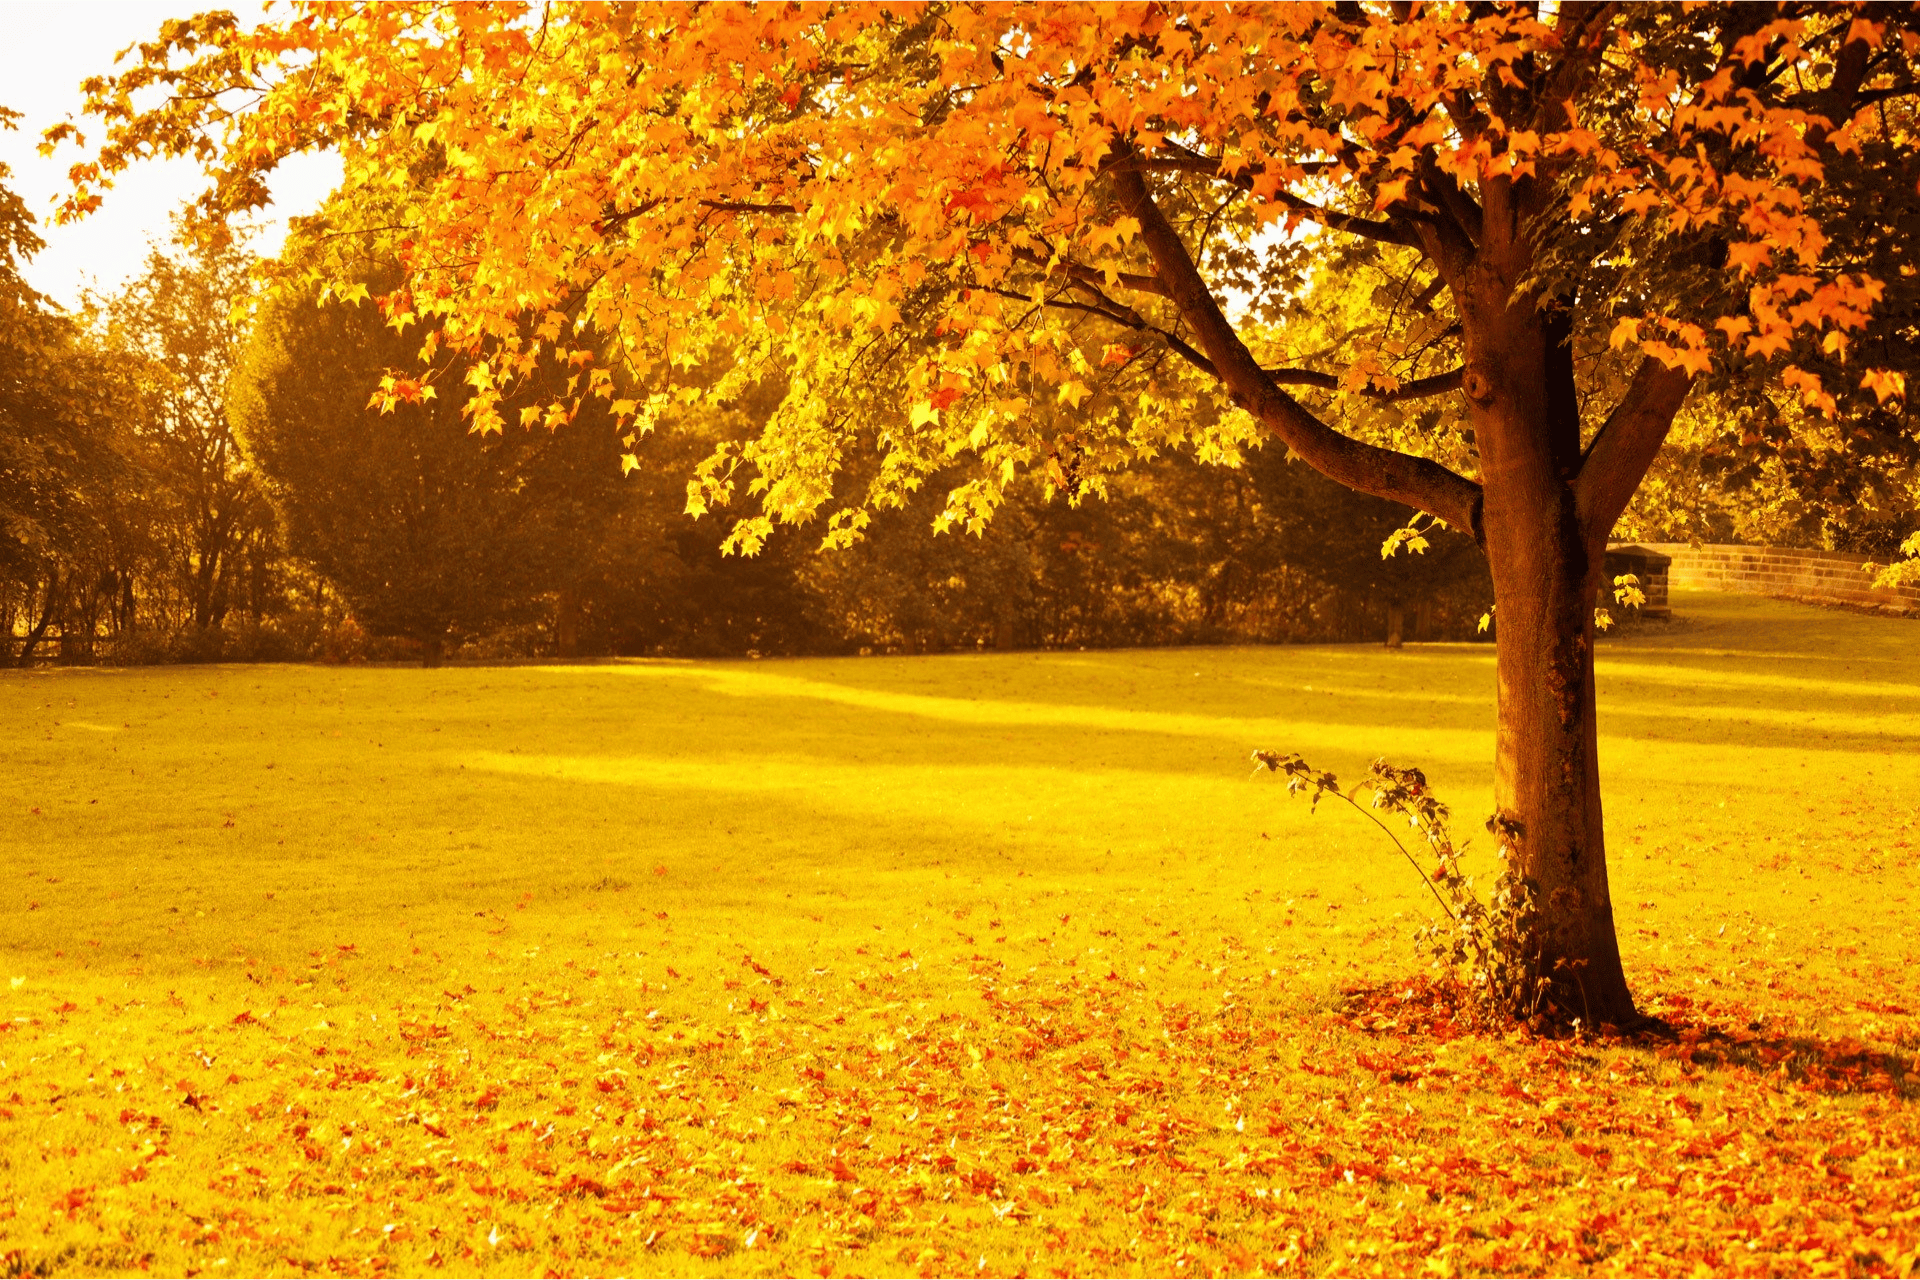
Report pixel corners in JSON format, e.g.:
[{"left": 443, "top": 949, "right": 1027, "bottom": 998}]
[{"left": 1252, "top": 751, "right": 1559, "bottom": 1026}]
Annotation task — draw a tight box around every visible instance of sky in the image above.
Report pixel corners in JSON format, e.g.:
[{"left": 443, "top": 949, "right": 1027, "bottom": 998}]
[{"left": 0, "top": 0, "right": 340, "bottom": 309}]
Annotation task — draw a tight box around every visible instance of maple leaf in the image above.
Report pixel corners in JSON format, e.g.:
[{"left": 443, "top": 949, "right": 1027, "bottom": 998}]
[
  {"left": 1725, "top": 241, "right": 1773, "bottom": 276},
  {"left": 1861, "top": 368, "right": 1906, "bottom": 403},
  {"left": 1055, "top": 380, "right": 1092, "bottom": 409},
  {"left": 1373, "top": 176, "right": 1412, "bottom": 210},
  {"left": 1084, "top": 217, "right": 1141, "bottom": 253}
]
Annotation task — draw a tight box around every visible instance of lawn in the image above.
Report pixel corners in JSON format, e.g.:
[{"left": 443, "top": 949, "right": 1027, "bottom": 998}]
[{"left": 1, "top": 589, "right": 1917, "bottom": 1278}]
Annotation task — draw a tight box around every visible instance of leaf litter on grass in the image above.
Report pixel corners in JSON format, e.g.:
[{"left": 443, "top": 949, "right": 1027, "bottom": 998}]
[{"left": 3, "top": 927, "right": 1918, "bottom": 1279}]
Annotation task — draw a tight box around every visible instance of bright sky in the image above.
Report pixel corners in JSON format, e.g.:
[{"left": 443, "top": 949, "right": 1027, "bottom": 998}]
[{"left": 0, "top": 0, "right": 340, "bottom": 309}]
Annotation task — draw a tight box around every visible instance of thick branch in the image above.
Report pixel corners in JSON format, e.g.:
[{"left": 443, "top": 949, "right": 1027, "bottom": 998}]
[
  {"left": 1110, "top": 165, "right": 1482, "bottom": 531},
  {"left": 1265, "top": 366, "right": 1465, "bottom": 401},
  {"left": 1572, "top": 356, "right": 1693, "bottom": 543},
  {"left": 1806, "top": 29, "right": 1874, "bottom": 151}
]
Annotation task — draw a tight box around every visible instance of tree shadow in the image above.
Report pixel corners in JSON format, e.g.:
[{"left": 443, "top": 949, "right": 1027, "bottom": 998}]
[
  {"left": 1334, "top": 975, "right": 1919, "bottom": 1100},
  {"left": 1628, "top": 989, "right": 1919, "bottom": 1100}
]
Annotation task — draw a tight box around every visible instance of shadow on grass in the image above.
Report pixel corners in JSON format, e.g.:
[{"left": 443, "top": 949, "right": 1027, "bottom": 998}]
[
  {"left": 1335, "top": 974, "right": 1919, "bottom": 1101},
  {"left": 531, "top": 643, "right": 1920, "bottom": 763}
]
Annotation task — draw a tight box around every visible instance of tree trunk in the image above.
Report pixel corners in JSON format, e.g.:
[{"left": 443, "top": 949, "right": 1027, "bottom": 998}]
[
  {"left": 193, "top": 551, "right": 218, "bottom": 631},
  {"left": 16, "top": 571, "right": 63, "bottom": 668},
  {"left": 1483, "top": 523, "right": 1634, "bottom": 1025},
  {"left": 554, "top": 585, "right": 581, "bottom": 658},
  {"left": 1384, "top": 600, "right": 1405, "bottom": 649},
  {"left": 1470, "top": 295, "right": 1638, "bottom": 1027}
]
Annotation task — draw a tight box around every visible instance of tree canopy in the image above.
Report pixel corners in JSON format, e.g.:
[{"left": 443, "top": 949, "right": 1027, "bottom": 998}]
[{"left": 58, "top": 4, "right": 1913, "bottom": 541}]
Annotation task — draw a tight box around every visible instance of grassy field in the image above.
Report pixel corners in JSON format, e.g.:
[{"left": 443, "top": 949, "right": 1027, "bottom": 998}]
[{"left": 1, "top": 589, "right": 1917, "bottom": 1278}]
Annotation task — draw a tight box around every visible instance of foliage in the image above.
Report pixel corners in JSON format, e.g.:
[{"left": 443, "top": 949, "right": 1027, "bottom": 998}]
[
  {"left": 1, "top": 131, "right": 317, "bottom": 667},
  {"left": 1614, "top": 53, "right": 1920, "bottom": 557},
  {"left": 229, "top": 239, "right": 631, "bottom": 659},
  {"left": 797, "top": 442, "right": 1492, "bottom": 655},
  {"left": 1872, "top": 530, "right": 1920, "bottom": 590},
  {"left": 1618, "top": 391, "right": 1920, "bottom": 556},
  {"left": 55, "top": 4, "right": 1915, "bottom": 506},
  {"left": 94, "top": 234, "right": 274, "bottom": 634},
  {"left": 2, "top": 593, "right": 1917, "bottom": 1277},
  {"left": 0, "top": 113, "right": 145, "bottom": 666}
]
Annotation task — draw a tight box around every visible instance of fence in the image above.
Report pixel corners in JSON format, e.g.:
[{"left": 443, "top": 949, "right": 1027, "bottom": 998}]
[{"left": 1625, "top": 542, "right": 1920, "bottom": 617}]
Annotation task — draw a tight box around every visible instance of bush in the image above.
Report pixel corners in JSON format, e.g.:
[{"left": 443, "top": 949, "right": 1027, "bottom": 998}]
[
  {"left": 1253, "top": 751, "right": 1561, "bottom": 1028},
  {"left": 99, "top": 613, "right": 325, "bottom": 665}
]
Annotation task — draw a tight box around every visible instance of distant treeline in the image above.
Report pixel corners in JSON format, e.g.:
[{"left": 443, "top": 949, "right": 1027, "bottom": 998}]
[{"left": 5, "top": 237, "right": 1497, "bottom": 665}]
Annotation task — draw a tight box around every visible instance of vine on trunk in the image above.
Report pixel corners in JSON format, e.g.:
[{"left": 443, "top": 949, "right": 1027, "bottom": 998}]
[{"left": 1252, "top": 751, "right": 1573, "bottom": 1027}]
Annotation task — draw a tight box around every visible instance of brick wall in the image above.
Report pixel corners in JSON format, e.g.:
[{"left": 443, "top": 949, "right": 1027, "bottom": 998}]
[{"left": 1629, "top": 542, "right": 1920, "bottom": 616}]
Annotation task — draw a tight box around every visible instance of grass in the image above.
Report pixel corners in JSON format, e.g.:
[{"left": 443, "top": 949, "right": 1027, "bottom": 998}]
[{"left": 0, "top": 588, "right": 1916, "bottom": 1278}]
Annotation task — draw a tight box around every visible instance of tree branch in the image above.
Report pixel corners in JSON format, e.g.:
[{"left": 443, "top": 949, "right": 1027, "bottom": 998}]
[
  {"left": 594, "top": 197, "right": 797, "bottom": 235},
  {"left": 1806, "top": 27, "right": 1875, "bottom": 151},
  {"left": 1261, "top": 188, "right": 1420, "bottom": 247},
  {"left": 975, "top": 284, "right": 1218, "bottom": 376},
  {"left": 1109, "top": 142, "right": 1418, "bottom": 247},
  {"left": 1110, "top": 165, "right": 1482, "bottom": 532},
  {"left": 1572, "top": 356, "right": 1693, "bottom": 543},
  {"left": 1265, "top": 366, "right": 1465, "bottom": 401},
  {"left": 1010, "top": 246, "right": 1167, "bottom": 297}
]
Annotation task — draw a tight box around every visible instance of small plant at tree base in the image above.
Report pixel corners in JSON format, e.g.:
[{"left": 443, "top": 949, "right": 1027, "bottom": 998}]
[{"left": 1252, "top": 751, "right": 1565, "bottom": 1027}]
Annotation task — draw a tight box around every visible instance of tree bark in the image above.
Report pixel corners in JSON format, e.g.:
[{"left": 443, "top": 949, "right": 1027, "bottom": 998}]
[
  {"left": 1481, "top": 486, "right": 1635, "bottom": 1024},
  {"left": 1464, "top": 274, "right": 1639, "bottom": 1026}
]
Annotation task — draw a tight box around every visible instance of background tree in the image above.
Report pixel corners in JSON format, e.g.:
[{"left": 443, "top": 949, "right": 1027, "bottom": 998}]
[
  {"left": 229, "top": 240, "right": 630, "bottom": 663},
  {"left": 68, "top": 3, "right": 1920, "bottom": 1023},
  {"left": 99, "top": 235, "right": 271, "bottom": 635},
  {"left": 0, "top": 109, "right": 145, "bottom": 665},
  {"left": 799, "top": 444, "right": 1491, "bottom": 654}
]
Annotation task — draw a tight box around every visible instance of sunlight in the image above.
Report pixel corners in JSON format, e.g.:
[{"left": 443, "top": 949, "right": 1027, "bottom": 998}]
[{"left": 550, "top": 660, "right": 1497, "bottom": 755}]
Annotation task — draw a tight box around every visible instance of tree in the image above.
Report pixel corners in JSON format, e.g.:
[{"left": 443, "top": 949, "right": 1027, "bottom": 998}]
[
  {"left": 0, "top": 109, "right": 144, "bottom": 665},
  {"left": 66, "top": 3, "right": 1920, "bottom": 1024},
  {"left": 229, "top": 243, "right": 629, "bottom": 662},
  {"left": 100, "top": 236, "right": 269, "bottom": 634}
]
